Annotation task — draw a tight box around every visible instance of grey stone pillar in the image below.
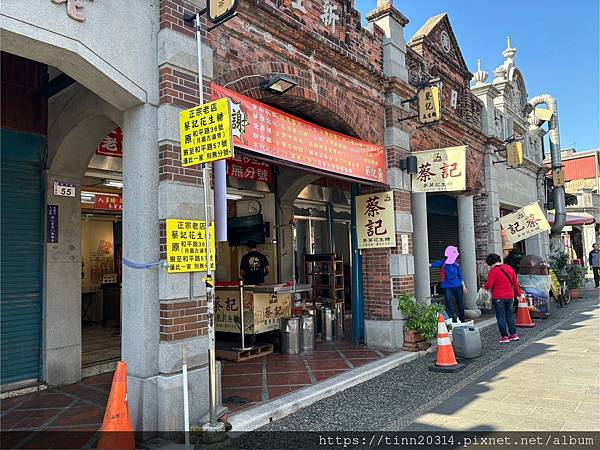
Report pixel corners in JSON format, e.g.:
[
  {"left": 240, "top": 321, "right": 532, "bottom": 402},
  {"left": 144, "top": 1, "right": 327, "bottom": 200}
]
[
  {"left": 457, "top": 195, "right": 481, "bottom": 319},
  {"left": 121, "top": 103, "right": 160, "bottom": 432},
  {"left": 411, "top": 192, "right": 430, "bottom": 304},
  {"left": 43, "top": 173, "right": 82, "bottom": 385}
]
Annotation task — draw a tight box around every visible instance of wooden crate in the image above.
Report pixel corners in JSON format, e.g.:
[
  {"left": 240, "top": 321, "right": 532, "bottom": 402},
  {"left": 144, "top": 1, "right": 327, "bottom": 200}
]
[{"left": 215, "top": 343, "right": 273, "bottom": 362}]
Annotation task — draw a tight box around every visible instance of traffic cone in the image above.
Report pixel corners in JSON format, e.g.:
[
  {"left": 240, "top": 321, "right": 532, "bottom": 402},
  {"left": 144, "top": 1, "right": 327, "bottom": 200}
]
[
  {"left": 429, "top": 314, "right": 465, "bottom": 373},
  {"left": 516, "top": 295, "right": 535, "bottom": 328},
  {"left": 97, "top": 361, "right": 135, "bottom": 449}
]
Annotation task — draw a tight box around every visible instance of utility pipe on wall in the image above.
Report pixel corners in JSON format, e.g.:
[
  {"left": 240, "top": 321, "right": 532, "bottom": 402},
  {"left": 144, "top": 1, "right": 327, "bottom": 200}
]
[{"left": 527, "top": 94, "right": 566, "bottom": 236}]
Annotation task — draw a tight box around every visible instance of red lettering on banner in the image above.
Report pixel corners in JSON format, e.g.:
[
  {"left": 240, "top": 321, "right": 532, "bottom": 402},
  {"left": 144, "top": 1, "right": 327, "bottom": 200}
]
[{"left": 212, "top": 84, "right": 386, "bottom": 183}]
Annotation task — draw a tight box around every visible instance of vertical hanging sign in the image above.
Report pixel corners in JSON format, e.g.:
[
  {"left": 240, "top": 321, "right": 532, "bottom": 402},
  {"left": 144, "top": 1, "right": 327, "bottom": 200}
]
[
  {"left": 47, "top": 205, "right": 59, "bottom": 243},
  {"left": 417, "top": 85, "right": 441, "bottom": 124},
  {"left": 207, "top": 0, "right": 239, "bottom": 23}
]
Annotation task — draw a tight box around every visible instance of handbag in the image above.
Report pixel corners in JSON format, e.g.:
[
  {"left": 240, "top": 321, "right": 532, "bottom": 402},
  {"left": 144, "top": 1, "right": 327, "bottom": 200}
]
[
  {"left": 476, "top": 287, "right": 492, "bottom": 309},
  {"left": 499, "top": 267, "right": 519, "bottom": 308}
]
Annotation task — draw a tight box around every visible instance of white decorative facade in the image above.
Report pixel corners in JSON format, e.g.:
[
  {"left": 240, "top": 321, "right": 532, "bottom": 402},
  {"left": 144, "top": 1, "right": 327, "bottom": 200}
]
[{"left": 472, "top": 38, "right": 550, "bottom": 262}]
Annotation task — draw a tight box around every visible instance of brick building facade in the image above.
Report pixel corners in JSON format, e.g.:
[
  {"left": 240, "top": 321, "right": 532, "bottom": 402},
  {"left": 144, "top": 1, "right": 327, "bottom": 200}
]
[{"left": 155, "top": 0, "right": 416, "bottom": 350}]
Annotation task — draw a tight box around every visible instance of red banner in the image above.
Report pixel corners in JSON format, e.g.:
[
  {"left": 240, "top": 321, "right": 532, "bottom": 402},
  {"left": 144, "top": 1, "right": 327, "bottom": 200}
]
[
  {"left": 95, "top": 194, "right": 122, "bottom": 211},
  {"left": 96, "top": 128, "right": 123, "bottom": 158},
  {"left": 227, "top": 155, "right": 272, "bottom": 183},
  {"left": 211, "top": 84, "right": 386, "bottom": 183}
]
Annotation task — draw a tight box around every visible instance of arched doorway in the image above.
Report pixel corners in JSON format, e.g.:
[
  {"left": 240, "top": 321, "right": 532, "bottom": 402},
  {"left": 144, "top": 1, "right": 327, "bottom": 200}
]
[{"left": 1, "top": 47, "right": 129, "bottom": 389}]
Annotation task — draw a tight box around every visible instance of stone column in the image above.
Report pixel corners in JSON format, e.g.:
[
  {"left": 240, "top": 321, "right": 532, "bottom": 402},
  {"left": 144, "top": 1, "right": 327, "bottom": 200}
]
[
  {"left": 43, "top": 173, "right": 82, "bottom": 385},
  {"left": 457, "top": 194, "right": 481, "bottom": 318},
  {"left": 411, "top": 192, "right": 430, "bottom": 304},
  {"left": 121, "top": 103, "right": 160, "bottom": 433}
]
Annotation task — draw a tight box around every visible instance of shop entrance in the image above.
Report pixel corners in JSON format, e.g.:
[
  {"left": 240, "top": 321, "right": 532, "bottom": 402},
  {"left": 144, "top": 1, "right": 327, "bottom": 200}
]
[
  {"left": 215, "top": 156, "right": 374, "bottom": 412},
  {"left": 79, "top": 129, "right": 124, "bottom": 372}
]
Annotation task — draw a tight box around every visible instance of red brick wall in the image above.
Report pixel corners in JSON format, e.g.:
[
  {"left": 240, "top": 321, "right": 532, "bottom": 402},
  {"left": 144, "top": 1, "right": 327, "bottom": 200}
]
[
  {"left": 406, "top": 22, "right": 487, "bottom": 193},
  {"left": 158, "top": 0, "right": 415, "bottom": 329},
  {"left": 160, "top": 299, "right": 208, "bottom": 341},
  {"left": 361, "top": 248, "right": 392, "bottom": 320}
]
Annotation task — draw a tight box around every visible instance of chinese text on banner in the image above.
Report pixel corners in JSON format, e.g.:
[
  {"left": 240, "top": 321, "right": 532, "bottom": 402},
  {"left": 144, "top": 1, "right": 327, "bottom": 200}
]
[
  {"left": 179, "top": 98, "right": 233, "bottom": 166},
  {"left": 500, "top": 202, "right": 550, "bottom": 244},
  {"left": 412, "top": 146, "right": 466, "bottom": 192},
  {"left": 356, "top": 191, "right": 396, "bottom": 249},
  {"left": 166, "top": 219, "right": 216, "bottom": 273}
]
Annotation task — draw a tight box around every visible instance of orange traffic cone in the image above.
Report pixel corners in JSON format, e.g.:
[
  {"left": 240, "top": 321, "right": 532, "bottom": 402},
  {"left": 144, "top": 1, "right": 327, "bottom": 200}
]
[
  {"left": 97, "top": 361, "right": 136, "bottom": 449},
  {"left": 429, "top": 314, "right": 465, "bottom": 373},
  {"left": 516, "top": 295, "right": 535, "bottom": 328}
]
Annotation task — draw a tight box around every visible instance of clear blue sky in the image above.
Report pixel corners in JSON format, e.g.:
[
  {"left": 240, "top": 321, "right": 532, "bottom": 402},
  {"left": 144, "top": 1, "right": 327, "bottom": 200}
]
[{"left": 356, "top": 0, "right": 600, "bottom": 151}]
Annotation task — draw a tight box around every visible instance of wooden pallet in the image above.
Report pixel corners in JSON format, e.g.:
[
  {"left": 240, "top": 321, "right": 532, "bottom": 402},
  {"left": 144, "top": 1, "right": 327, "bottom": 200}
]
[{"left": 215, "top": 343, "right": 273, "bottom": 362}]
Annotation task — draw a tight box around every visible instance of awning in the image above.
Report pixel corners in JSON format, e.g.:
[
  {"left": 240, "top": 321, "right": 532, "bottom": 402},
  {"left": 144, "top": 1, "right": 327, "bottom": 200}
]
[
  {"left": 547, "top": 212, "right": 596, "bottom": 226},
  {"left": 211, "top": 84, "right": 387, "bottom": 185}
]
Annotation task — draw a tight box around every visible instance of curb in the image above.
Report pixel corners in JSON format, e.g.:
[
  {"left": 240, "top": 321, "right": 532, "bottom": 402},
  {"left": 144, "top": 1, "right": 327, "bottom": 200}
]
[{"left": 228, "top": 316, "right": 498, "bottom": 431}]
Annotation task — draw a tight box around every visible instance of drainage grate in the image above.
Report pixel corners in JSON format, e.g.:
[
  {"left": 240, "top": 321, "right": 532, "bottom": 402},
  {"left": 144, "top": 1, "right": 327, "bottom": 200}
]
[{"left": 223, "top": 395, "right": 252, "bottom": 406}]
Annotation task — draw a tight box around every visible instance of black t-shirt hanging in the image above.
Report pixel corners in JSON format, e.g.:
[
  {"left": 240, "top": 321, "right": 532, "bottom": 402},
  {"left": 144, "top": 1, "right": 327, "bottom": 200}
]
[{"left": 240, "top": 251, "right": 269, "bottom": 285}]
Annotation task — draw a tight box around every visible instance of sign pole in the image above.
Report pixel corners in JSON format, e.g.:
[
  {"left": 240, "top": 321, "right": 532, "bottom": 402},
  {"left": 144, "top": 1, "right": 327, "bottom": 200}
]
[{"left": 194, "top": 12, "right": 222, "bottom": 433}]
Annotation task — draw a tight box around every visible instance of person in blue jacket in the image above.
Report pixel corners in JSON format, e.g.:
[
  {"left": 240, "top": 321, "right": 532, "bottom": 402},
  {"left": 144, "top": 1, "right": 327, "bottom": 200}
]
[{"left": 430, "top": 245, "right": 467, "bottom": 323}]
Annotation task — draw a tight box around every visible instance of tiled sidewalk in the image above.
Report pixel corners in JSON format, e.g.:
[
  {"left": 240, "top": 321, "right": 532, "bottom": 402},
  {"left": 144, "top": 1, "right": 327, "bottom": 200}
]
[
  {"left": 0, "top": 372, "right": 111, "bottom": 449},
  {"left": 221, "top": 340, "right": 393, "bottom": 414}
]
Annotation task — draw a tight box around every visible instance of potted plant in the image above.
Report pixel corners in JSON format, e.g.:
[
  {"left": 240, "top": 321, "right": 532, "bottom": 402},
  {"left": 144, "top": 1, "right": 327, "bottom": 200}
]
[
  {"left": 566, "top": 263, "right": 586, "bottom": 300},
  {"left": 397, "top": 291, "right": 445, "bottom": 351},
  {"left": 548, "top": 251, "right": 569, "bottom": 282}
]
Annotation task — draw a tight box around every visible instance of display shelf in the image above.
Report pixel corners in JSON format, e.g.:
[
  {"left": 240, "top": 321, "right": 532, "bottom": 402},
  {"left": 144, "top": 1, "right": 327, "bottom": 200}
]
[{"left": 304, "top": 253, "right": 345, "bottom": 333}]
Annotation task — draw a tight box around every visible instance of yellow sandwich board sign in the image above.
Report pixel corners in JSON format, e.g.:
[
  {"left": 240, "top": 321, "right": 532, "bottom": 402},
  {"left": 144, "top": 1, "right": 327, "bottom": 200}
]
[{"left": 179, "top": 98, "right": 233, "bottom": 167}]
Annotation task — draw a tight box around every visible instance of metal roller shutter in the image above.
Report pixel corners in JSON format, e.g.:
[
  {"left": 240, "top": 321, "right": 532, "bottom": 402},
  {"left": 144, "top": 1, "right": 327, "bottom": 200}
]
[
  {"left": 427, "top": 213, "right": 460, "bottom": 285},
  {"left": 1, "top": 130, "right": 45, "bottom": 387}
]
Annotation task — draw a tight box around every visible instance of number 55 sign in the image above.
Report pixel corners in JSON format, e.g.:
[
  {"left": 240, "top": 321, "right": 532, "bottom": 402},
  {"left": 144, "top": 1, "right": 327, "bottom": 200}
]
[{"left": 53, "top": 181, "right": 76, "bottom": 197}]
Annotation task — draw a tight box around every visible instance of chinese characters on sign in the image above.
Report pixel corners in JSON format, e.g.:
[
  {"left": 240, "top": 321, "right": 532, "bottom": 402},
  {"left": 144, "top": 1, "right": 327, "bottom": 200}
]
[
  {"left": 320, "top": 0, "right": 339, "bottom": 33},
  {"left": 401, "top": 234, "right": 409, "bottom": 255},
  {"left": 212, "top": 84, "right": 386, "bottom": 183},
  {"left": 417, "top": 86, "right": 441, "bottom": 124},
  {"left": 214, "top": 290, "right": 291, "bottom": 333},
  {"left": 411, "top": 146, "right": 466, "bottom": 192},
  {"left": 499, "top": 202, "right": 550, "bottom": 244},
  {"left": 94, "top": 194, "right": 122, "bottom": 211},
  {"left": 506, "top": 141, "right": 523, "bottom": 168},
  {"left": 166, "top": 219, "right": 216, "bottom": 273},
  {"left": 53, "top": 181, "right": 76, "bottom": 197},
  {"left": 47, "top": 205, "right": 59, "bottom": 243},
  {"left": 179, "top": 98, "right": 233, "bottom": 167},
  {"left": 253, "top": 293, "right": 291, "bottom": 333},
  {"left": 226, "top": 155, "right": 272, "bottom": 183},
  {"left": 355, "top": 191, "right": 396, "bottom": 249},
  {"left": 96, "top": 128, "right": 123, "bottom": 158},
  {"left": 207, "top": 0, "right": 238, "bottom": 23},
  {"left": 214, "top": 289, "right": 246, "bottom": 333}
]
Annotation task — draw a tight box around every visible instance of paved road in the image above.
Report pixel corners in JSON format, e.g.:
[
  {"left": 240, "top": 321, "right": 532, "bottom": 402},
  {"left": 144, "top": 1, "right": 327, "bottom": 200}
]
[{"left": 256, "top": 289, "right": 599, "bottom": 432}]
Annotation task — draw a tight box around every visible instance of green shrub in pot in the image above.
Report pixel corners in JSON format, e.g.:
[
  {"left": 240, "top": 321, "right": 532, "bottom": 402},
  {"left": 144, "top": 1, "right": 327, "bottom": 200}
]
[
  {"left": 566, "top": 264, "right": 586, "bottom": 289},
  {"left": 397, "top": 291, "right": 446, "bottom": 341}
]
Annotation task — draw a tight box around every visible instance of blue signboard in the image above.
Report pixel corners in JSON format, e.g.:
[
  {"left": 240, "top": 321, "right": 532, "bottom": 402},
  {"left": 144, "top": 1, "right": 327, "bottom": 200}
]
[{"left": 47, "top": 205, "right": 58, "bottom": 243}]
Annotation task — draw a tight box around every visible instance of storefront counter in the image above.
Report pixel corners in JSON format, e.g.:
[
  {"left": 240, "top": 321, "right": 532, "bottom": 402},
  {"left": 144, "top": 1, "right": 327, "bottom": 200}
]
[{"left": 215, "top": 283, "right": 292, "bottom": 335}]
